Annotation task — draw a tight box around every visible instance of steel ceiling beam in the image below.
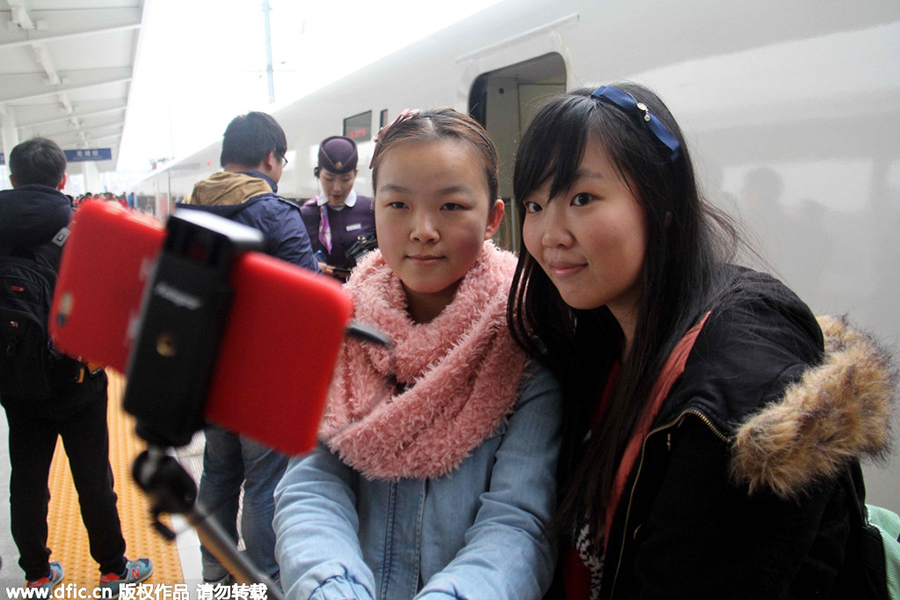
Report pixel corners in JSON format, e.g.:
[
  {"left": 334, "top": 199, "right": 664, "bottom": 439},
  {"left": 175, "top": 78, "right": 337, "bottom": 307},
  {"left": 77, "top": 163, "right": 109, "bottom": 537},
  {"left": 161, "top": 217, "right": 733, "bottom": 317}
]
[
  {"left": 7, "top": 0, "right": 36, "bottom": 31},
  {"left": 18, "top": 105, "right": 127, "bottom": 128},
  {"left": 0, "top": 23, "right": 142, "bottom": 51},
  {"left": 0, "top": 77, "right": 132, "bottom": 105}
]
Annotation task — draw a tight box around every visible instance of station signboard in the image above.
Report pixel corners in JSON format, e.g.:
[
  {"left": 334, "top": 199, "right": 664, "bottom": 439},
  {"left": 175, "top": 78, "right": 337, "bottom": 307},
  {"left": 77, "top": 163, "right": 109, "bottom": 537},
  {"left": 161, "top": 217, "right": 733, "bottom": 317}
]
[{"left": 65, "top": 148, "right": 112, "bottom": 162}]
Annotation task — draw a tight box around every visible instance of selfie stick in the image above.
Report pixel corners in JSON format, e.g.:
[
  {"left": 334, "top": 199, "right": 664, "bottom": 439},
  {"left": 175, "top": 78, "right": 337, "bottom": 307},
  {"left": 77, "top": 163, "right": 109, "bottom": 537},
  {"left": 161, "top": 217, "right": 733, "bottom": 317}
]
[
  {"left": 123, "top": 209, "right": 284, "bottom": 598},
  {"left": 132, "top": 447, "right": 283, "bottom": 593}
]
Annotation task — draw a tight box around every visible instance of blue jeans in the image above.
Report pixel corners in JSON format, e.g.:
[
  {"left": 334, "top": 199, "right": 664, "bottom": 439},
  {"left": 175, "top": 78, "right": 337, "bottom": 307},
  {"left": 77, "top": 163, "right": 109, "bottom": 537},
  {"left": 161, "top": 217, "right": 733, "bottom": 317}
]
[{"left": 198, "top": 425, "right": 288, "bottom": 583}]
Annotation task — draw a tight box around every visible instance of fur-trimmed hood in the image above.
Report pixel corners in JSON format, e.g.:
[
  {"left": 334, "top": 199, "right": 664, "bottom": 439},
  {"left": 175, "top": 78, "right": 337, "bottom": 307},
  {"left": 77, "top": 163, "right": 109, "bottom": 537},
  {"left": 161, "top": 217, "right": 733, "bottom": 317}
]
[{"left": 731, "top": 315, "right": 896, "bottom": 499}]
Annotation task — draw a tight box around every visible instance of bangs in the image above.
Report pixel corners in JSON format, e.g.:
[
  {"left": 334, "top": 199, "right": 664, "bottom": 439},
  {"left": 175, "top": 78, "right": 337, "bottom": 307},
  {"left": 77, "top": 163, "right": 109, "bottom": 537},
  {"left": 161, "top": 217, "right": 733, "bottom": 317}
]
[{"left": 513, "top": 94, "right": 595, "bottom": 205}]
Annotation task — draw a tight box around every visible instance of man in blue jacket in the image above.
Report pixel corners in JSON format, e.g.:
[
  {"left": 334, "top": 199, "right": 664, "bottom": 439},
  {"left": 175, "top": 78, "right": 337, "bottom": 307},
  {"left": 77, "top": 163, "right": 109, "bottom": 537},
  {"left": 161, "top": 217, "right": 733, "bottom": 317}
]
[{"left": 183, "top": 112, "right": 318, "bottom": 588}]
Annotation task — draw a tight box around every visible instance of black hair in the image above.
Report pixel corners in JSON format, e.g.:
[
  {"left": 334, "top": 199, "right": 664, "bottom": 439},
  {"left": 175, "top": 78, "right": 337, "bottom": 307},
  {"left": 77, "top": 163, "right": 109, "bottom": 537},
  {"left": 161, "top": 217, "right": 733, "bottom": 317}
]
[
  {"left": 9, "top": 137, "right": 67, "bottom": 188},
  {"left": 508, "top": 83, "right": 740, "bottom": 545},
  {"left": 220, "top": 111, "right": 287, "bottom": 168}
]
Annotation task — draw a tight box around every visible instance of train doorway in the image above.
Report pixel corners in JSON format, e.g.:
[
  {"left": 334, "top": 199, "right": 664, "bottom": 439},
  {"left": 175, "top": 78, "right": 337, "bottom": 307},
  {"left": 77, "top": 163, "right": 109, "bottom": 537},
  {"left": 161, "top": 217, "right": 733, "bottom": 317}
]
[{"left": 469, "top": 52, "right": 566, "bottom": 252}]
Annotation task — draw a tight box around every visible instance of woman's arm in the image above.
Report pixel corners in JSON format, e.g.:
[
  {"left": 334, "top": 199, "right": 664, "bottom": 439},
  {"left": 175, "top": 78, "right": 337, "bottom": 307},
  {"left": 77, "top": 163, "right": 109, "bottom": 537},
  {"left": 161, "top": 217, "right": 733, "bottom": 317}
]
[
  {"left": 274, "top": 444, "right": 376, "bottom": 600},
  {"left": 416, "top": 364, "right": 562, "bottom": 600}
]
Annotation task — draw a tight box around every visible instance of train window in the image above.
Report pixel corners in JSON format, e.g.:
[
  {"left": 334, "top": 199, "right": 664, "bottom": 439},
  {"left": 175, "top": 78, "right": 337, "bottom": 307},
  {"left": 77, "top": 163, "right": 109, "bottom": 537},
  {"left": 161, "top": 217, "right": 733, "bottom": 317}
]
[
  {"left": 380, "top": 109, "right": 389, "bottom": 129},
  {"left": 343, "top": 111, "right": 372, "bottom": 142}
]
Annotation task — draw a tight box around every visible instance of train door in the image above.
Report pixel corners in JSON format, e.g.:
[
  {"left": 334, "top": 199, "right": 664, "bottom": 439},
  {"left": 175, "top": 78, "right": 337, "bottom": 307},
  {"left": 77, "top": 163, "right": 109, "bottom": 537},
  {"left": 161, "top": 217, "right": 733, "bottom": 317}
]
[{"left": 469, "top": 53, "right": 566, "bottom": 252}]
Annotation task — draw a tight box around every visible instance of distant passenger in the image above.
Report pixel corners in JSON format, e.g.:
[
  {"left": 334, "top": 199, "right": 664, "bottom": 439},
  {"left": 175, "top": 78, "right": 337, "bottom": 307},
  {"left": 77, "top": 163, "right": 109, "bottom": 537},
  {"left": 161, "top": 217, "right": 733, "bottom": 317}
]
[
  {"left": 0, "top": 137, "right": 153, "bottom": 596},
  {"left": 275, "top": 109, "right": 561, "bottom": 599},
  {"left": 182, "top": 111, "right": 318, "bottom": 589},
  {"left": 300, "top": 135, "right": 376, "bottom": 281}
]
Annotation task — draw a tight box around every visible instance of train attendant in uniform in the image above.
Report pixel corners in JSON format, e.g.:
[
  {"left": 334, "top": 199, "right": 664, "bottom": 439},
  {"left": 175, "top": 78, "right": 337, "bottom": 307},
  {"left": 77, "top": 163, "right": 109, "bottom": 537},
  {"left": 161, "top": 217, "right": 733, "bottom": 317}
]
[
  {"left": 275, "top": 108, "right": 561, "bottom": 600},
  {"left": 507, "top": 83, "right": 896, "bottom": 599},
  {"left": 301, "top": 135, "right": 376, "bottom": 281}
]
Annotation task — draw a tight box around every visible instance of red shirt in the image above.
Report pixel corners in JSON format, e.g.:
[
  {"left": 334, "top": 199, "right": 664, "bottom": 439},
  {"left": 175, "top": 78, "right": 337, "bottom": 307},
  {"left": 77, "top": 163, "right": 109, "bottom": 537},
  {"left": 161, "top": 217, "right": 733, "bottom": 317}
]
[
  {"left": 561, "top": 314, "right": 709, "bottom": 599},
  {"left": 564, "top": 362, "right": 620, "bottom": 599}
]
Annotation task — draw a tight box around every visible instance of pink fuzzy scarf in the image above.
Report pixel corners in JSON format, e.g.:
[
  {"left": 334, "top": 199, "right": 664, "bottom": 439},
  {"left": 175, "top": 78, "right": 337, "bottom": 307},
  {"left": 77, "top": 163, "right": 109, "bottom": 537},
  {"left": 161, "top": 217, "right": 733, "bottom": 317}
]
[{"left": 318, "top": 241, "right": 528, "bottom": 480}]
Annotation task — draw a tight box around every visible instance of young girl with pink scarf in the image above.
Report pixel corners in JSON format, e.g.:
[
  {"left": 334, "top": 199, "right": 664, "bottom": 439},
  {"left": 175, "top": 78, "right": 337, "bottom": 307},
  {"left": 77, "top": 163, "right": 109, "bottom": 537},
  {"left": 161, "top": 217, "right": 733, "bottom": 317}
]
[{"left": 274, "top": 109, "right": 561, "bottom": 600}]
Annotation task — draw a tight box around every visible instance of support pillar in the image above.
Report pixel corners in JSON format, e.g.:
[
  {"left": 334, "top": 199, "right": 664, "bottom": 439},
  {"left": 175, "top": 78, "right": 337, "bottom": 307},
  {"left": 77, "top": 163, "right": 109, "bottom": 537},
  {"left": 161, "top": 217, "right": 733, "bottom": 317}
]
[
  {"left": 0, "top": 106, "right": 19, "bottom": 189},
  {"left": 81, "top": 160, "right": 100, "bottom": 194}
]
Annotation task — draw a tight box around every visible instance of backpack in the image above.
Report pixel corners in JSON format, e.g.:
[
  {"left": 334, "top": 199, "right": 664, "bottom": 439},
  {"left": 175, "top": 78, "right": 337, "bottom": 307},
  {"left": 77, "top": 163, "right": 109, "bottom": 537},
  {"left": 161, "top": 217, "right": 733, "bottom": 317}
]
[
  {"left": 845, "top": 463, "right": 900, "bottom": 599},
  {"left": 862, "top": 505, "right": 900, "bottom": 599},
  {"left": 0, "top": 227, "right": 83, "bottom": 403}
]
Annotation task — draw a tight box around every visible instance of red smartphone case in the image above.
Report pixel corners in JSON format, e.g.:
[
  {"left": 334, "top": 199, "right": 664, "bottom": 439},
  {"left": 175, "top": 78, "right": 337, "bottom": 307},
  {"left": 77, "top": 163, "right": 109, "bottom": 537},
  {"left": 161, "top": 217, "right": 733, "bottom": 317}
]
[{"left": 49, "top": 200, "right": 352, "bottom": 456}]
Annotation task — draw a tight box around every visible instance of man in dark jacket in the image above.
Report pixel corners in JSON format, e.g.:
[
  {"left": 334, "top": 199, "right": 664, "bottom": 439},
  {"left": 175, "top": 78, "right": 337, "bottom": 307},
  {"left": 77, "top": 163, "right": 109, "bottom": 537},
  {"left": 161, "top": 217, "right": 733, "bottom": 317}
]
[
  {"left": 0, "top": 138, "right": 153, "bottom": 595},
  {"left": 182, "top": 112, "right": 318, "bottom": 588}
]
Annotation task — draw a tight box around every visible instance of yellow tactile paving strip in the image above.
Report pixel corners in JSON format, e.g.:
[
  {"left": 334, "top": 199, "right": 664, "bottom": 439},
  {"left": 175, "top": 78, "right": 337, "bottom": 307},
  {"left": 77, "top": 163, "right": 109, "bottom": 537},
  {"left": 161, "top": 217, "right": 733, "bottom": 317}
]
[{"left": 45, "top": 369, "right": 184, "bottom": 588}]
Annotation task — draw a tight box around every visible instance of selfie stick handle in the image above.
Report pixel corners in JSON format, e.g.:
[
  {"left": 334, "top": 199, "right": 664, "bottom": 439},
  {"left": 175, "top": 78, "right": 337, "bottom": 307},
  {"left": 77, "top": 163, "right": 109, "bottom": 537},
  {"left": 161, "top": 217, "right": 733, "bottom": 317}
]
[{"left": 133, "top": 446, "right": 285, "bottom": 600}]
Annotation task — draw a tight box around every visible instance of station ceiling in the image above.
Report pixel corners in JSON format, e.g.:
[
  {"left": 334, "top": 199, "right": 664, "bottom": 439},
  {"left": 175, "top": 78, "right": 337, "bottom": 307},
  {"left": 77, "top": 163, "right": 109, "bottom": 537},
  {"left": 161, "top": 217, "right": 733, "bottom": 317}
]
[{"left": 0, "top": 0, "right": 145, "bottom": 172}]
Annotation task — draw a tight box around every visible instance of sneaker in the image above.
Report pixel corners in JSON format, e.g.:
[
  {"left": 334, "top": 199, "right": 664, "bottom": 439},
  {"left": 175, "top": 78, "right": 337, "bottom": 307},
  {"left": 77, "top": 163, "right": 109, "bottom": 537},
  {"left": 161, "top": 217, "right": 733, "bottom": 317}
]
[
  {"left": 26, "top": 561, "right": 64, "bottom": 593},
  {"left": 99, "top": 558, "right": 153, "bottom": 598}
]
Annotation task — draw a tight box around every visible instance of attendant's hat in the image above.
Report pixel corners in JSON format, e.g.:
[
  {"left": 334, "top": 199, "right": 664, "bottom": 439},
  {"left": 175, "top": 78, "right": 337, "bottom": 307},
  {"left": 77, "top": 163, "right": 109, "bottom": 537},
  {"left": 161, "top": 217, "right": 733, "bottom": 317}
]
[{"left": 316, "top": 136, "right": 358, "bottom": 175}]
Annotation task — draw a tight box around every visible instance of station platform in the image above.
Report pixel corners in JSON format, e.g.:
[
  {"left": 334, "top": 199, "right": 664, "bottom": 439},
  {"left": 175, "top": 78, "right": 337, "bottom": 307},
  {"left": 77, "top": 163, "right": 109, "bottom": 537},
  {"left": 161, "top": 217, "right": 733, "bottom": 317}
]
[{"left": 0, "top": 370, "right": 205, "bottom": 596}]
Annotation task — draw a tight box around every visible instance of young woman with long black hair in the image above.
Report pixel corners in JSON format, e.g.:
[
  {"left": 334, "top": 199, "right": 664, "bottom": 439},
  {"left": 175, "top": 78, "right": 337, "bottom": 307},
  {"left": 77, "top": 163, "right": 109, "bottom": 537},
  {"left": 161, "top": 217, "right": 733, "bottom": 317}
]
[{"left": 508, "top": 83, "right": 895, "bottom": 599}]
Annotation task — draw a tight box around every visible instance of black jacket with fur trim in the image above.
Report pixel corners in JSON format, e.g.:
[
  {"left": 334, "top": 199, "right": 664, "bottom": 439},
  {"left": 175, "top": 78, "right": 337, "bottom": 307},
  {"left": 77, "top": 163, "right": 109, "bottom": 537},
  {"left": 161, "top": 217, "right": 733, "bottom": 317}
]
[{"left": 599, "top": 272, "right": 895, "bottom": 600}]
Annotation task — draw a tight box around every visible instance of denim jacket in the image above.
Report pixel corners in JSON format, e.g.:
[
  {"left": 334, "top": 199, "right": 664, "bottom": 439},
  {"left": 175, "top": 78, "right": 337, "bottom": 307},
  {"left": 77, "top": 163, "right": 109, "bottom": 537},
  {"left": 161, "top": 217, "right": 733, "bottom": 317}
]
[{"left": 274, "top": 363, "right": 561, "bottom": 600}]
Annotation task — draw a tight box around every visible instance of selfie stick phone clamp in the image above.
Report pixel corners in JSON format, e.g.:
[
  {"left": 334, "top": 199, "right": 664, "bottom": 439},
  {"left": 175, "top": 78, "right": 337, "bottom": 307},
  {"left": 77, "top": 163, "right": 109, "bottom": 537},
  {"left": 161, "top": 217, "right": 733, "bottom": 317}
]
[
  {"left": 123, "top": 208, "right": 263, "bottom": 448},
  {"left": 124, "top": 209, "right": 284, "bottom": 598}
]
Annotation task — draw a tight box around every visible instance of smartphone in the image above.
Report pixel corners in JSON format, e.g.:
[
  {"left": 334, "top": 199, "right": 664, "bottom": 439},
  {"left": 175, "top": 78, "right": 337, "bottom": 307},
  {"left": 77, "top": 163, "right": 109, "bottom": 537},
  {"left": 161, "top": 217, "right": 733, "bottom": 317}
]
[{"left": 49, "top": 200, "right": 353, "bottom": 456}]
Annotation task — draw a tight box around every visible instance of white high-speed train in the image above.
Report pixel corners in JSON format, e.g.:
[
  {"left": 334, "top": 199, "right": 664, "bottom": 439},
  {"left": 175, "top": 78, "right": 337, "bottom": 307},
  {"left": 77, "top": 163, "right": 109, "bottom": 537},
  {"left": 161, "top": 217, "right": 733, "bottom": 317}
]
[{"left": 132, "top": 0, "right": 900, "bottom": 511}]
